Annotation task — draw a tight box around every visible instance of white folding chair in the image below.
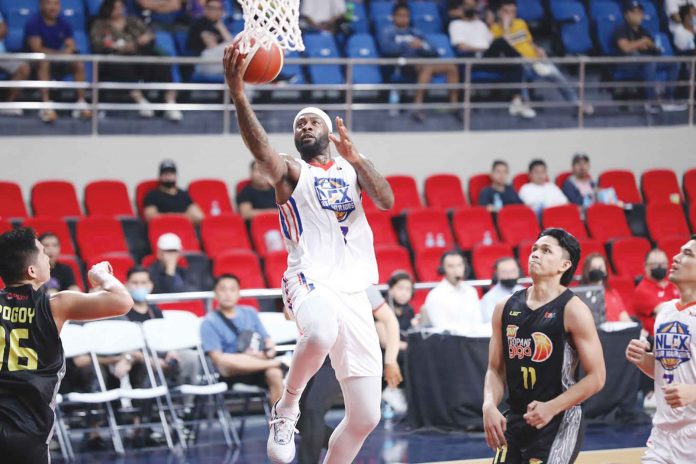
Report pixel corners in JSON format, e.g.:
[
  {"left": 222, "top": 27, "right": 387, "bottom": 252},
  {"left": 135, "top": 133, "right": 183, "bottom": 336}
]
[
  {"left": 257, "top": 311, "right": 299, "bottom": 352},
  {"left": 82, "top": 320, "right": 179, "bottom": 452},
  {"left": 142, "top": 317, "right": 239, "bottom": 447}
]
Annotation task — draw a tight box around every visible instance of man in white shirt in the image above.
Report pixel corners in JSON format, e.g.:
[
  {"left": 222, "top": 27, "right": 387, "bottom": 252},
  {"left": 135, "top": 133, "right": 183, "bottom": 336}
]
[
  {"left": 481, "top": 257, "right": 524, "bottom": 323},
  {"left": 665, "top": 0, "right": 696, "bottom": 32},
  {"left": 422, "top": 251, "right": 482, "bottom": 334},
  {"left": 674, "top": 5, "right": 696, "bottom": 52},
  {"left": 300, "top": 0, "right": 346, "bottom": 33},
  {"left": 519, "top": 159, "right": 569, "bottom": 214}
]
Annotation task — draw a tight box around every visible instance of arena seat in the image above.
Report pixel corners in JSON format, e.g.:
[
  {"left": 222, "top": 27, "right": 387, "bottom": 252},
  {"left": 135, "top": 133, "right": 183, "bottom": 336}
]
[
  {"left": 472, "top": 243, "right": 515, "bottom": 280},
  {"left": 188, "top": 179, "right": 234, "bottom": 217},
  {"left": 148, "top": 214, "right": 200, "bottom": 252},
  {"left": 87, "top": 253, "right": 134, "bottom": 286},
  {"left": 387, "top": 175, "right": 422, "bottom": 214},
  {"left": 31, "top": 181, "right": 82, "bottom": 218},
  {"left": 598, "top": 170, "right": 642, "bottom": 204},
  {"left": 158, "top": 300, "right": 207, "bottom": 316},
  {"left": 76, "top": 216, "right": 129, "bottom": 263},
  {"left": 303, "top": 33, "right": 343, "bottom": 85},
  {"left": 411, "top": 1, "right": 442, "bottom": 34},
  {"left": 496, "top": 205, "right": 540, "bottom": 247},
  {"left": 551, "top": 1, "right": 593, "bottom": 55},
  {"left": 235, "top": 179, "right": 251, "bottom": 197},
  {"left": 607, "top": 275, "right": 635, "bottom": 313},
  {"left": 541, "top": 204, "right": 588, "bottom": 239},
  {"left": 658, "top": 236, "right": 687, "bottom": 262},
  {"left": 0, "top": 219, "right": 12, "bottom": 234},
  {"left": 263, "top": 250, "right": 288, "bottom": 289},
  {"left": 610, "top": 237, "right": 651, "bottom": 279},
  {"left": 345, "top": 34, "right": 383, "bottom": 85},
  {"left": 555, "top": 172, "right": 572, "bottom": 189},
  {"left": 361, "top": 192, "right": 379, "bottom": 213},
  {"left": 213, "top": 250, "right": 265, "bottom": 289},
  {"left": 405, "top": 208, "right": 454, "bottom": 254},
  {"left": 414, "top": 247, "right": 445, "bottom": 282},
  {"left": 24, "top": 217, "right": 76, "bottom": 255},
  {"left": 0, "top": 181, "right": 28, "bottom": 220},
  {"left": 468, "top": 173, "right": 491, "bottom": 205},
  {"left": 451, "top": 206, "right": 498, "bottom": 251},
  {"left": 56, "top": 254, "right": 85, "bottom": 291},
  {"left": 365, "top": 210, "right": 399, "bottom": 246},
  {"left": 690, "top": 203, "right": 696, "bottom": 232},
  {"left": 683, "top": 168, "right": 696, "bottom": 203},
  {"left": 576, "top": 239, "right": 609, "bottom": 276},
  {"left": 375, "top": 245, "right": 414, "bottom": 284},
  {"left": 370, "top": 1, "right": 394, "bottom": 31},
  {"left": 517, "top": 0, "right": 545, "bottom": 22},
  {"left": 424, "top": 174, "right": 466, "bottom": 209},
  {"left": 250, "top": 211, "right": 284, "bottom": 257},
  {"left": 585, "top": 204, "right": 632, "bottom": 243},
  {"left": 645, "top": 202, "right": 690, "bottom": 242},
  {"left": 200, "top": 213, "right": 251, "bottom": 257},
  {"left": 512, "top": 173, "right": 529, "bottom": 192},
  {"left": 135, "top": 179, "right": 159, "bottom": 217},
  {"left": 641, "top": 169, "right": 682, "bottom": 204},
  {"left": 84, "top": 180, "right": 134, "bottom": 217}
]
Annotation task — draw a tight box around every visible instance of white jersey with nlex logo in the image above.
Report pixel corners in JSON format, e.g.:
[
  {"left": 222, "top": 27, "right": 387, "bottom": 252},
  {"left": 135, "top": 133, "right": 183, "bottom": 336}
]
[
  {"left": 652, "top": 299, "right": 696, "bottom": 431},
  {"left": 277, "top": 156, "right": 378, "bottom": 299}
]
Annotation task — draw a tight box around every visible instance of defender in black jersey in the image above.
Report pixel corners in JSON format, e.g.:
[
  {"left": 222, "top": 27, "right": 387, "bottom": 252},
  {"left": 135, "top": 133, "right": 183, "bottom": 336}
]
[
  {"left": 482, "top": 228, "right": 606, "bottom": 464},
  {"left": 0, "top": 228, "right": 132, "bottom": 463}
]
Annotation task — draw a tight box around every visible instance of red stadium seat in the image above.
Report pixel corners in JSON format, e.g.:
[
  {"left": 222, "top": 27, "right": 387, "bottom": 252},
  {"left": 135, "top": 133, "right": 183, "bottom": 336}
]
[
  {"left": 517, "top": 239, "right": 535, "bottom": 275},
  {"left": 87, "top": 253, "right": 134, "bottom": 286},
  {"left": 645, "top": 202, "right": 690, "bottom": 242},
  {"left": 641, "top": 169, "right": 682, "bottom": 204},
  {"left": 497, "top": 205, "right": 540, "bottom": 247},
  {"left": 135, "top": 179, "right": 159, "bottom": 217},
  {"left": 188, "top": 179, "right": 234, "bottom": 217},
  {"left": 405, "top": 208, "right": 454, "bottom": 254},
  {"left": 263, "top": 250, "right": 288, "bottom": 289},
  {"left": 56, "top": 255, "right": 85, "bottom": 291},
  {"left": 414, "top": 247, "right": 444, "bottom": 282},
  {"left": 0, "top": 181, "right": 28, "bottom": 220},
  {"left": 658, "top": 236, "right": 687, "bottom": 262},
  {"left": 387, "top": 175, "right": 422, "bottom": 214},
  {"left": 250, "top": 211, "right": 284, "bottom": 257},
  {"left": 31, "top": 181, "right": 82, "bottom": 218},
  {"left": 410, "top": 289, "right": 427, "bottom": 314},
  {"left": 683, "top": 169, "right": 696, "bottom": 204},
  {"left": 468, "top": 173, "right": 491, "bottom": 205},
  {"left": 159, "top": 301, "right": 207, "bottom": 316},
  {"left": 361, "top": 193, "right": 379, "bottom": 213},
  {"left": 0, "top": 219, "right": 12, "bottom": 234},
  {"left": 84, "top": 180, "right": 134, "bottom": 217},
  {"left": 607, "top": 275, "right": 635, "bottom": 314},
  {"left": 148, "top": 214, "right": 200, "bottom": 252},
  {"left": 24, "top": 217, "right": 75, "bottom": 255},
  {"left": 611, "top": 237, "right": 651, "bottom": 279},
  {"left": 451, "top": 206, "right": 498, "bottom": 250},
  {"left": 76, "top": 216, "right": 129, "bottom": 263},
  {"left": 424, "top": 174, "right": 466, "bottom": 209},
  {"left": 585, "top": 204, "right": 632, "bottom": 243},
  {"left": 235, "top": 179, "right": 251, "bottom": 196},
  {"left": 200, "top": 213, "right": 252, "bottom": 257},
  {"left": 365, "top": 211, "right": 398, "bottom": 246},
  {"left": 375, "top": 245, "right": 414, "bottom": 284},
  {"left": 598, "top": 170, "right": 642, "bottom": 204},
  {"left": 213, "top": 250, "right": 265, "bottom": 288},
  {"left": 690, "top": 203, "right": 696, "bottom": 232},
  {"left": 555, "top": 172, "right": 571, "bottom": 189},
  {"left": 542, "top": 205, "right": 588, "bottom": 239},
  {"left": 512, "top": 173, "right": 529, "bottom": 192},
  {"left": 472, "top": 243, "right": 515, "bottom": 280},
  {"left": 576, "top": 239, "right": 608, "bottom": 276}
]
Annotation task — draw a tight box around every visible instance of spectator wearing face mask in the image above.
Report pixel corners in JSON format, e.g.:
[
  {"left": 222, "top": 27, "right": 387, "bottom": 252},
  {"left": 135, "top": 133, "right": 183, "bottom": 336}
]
[
  {"left": 633, "top": 249, "right": 680, "bottom": 336},
  {"left": 580, "top": 253, "right": 631, "bottom": 322},
  {"left": 143, "top": 159, "right": 205, "bottom": 224},
  {"left": 480, "top": 257, "right": 524, "bottom": 323}
]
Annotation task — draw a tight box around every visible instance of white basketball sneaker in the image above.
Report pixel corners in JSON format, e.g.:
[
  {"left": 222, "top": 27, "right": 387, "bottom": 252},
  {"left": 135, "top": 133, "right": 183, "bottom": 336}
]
[{"left": 267, "top": 403, "right": 300, "bottom": 464}]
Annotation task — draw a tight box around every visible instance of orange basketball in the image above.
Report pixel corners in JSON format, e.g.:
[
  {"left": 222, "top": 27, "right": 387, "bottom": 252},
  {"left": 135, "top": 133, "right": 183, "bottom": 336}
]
[{"left": 232, "top": 32, "right": 284, "bottom": 84}]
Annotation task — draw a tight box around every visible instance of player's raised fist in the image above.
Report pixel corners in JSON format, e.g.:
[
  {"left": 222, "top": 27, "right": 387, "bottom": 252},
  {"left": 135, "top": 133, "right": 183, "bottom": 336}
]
[
  {"left": 88, "top": 261, "right": 114, "bottom": 287},
  {"left": 625, "top": 339, "right": 650, "bottom": 366}
]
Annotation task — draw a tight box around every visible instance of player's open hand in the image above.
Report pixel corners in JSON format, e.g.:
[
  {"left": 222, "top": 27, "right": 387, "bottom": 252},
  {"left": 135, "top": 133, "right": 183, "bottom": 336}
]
[
  {"left": 384, "top": 362, "right": 403, "bottom": 389},
  {"left": 328, "top": 116, "right": 360, "bottom": 163},
  {"left": 223, "top": 45, "right": 245, "bottom": 95},
  {"left": 523, "top": 400, "right": 557, "bottom": 429},
  {"left": 87, "top": 261, "right": 114, "bottom": 287},
  {"left": 626, "top": 339, "right": 650, "bottom": 369},
  {"left": 662, "top": 383, "right": 696, "bottom": 408},
  {"left": 482, "top": 404, "right": 507, "bottom": 450}
]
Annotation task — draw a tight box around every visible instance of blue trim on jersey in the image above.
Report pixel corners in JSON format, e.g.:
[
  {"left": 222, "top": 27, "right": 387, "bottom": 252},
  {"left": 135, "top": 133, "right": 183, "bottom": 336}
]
[
  {"left": 278, "top": 211, "right": 291, "bottom": 240},
  {"left": 288, "top": 197, "right": 303, "bottom": 236}
]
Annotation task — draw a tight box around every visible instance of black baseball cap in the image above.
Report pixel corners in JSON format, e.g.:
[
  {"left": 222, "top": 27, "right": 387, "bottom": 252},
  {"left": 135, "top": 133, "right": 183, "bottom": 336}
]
[
  {"left": 624, "top": 0, "right": 644, "bottom": 11},
  {"left": 159, "top": 159, "right": 177, "bottom": 174}
]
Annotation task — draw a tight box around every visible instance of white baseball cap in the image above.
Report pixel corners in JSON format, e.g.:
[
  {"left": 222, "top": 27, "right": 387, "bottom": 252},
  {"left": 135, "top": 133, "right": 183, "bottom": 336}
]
[{"left": 157, "top": 233, "right": 182, "bottom": 251}]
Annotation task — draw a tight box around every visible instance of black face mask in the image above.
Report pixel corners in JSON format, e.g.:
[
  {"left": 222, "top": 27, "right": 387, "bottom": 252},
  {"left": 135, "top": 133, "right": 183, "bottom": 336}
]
[
  {"left": 650, "top": 267, "right": 668, "bottom": 281},
  {"left": 463, "top": 8, "right": 477, "bottom": 18},
  {"left": 500, "top": 278, "right": 518, "bottom": 290},
  {"left": 160, "top": 180, "right": 176, "bottom": 189},
  {"left": 587, "top": 269, "right": 606, "bottom": 283}
]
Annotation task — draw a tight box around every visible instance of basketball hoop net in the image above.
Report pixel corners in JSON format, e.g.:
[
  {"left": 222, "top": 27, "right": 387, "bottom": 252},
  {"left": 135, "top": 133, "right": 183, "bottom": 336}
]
[{"left": 236, "top": 0, "right": 305, "bottom": 52}]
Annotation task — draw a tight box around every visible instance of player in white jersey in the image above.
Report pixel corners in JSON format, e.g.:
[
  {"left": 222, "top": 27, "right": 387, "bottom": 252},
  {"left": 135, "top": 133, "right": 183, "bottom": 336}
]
[
  {"left": 626, "top": 235, "right": 696, "bottom": 464},
  {"left": 223, "top": 47, "right": 395, "bottom": 464}
]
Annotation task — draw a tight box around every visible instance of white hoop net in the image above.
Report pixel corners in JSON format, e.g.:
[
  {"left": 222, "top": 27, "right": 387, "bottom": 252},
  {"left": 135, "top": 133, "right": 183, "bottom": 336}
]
[{"left": 236, "top": 0, "right": 305, "bottom": 52}]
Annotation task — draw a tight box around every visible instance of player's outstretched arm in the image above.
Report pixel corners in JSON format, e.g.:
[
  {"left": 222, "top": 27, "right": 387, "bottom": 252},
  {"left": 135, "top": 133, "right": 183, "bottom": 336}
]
[
  {"left": 373, "top": 302, "right": 404, "bottom": 388},
  {"left": 50, "top": 262, "right": 133, "bottom": 331},
  {"left": 329, "top": 116, "right": 394, "bottom": 210},
  {"left": 482, "top": 299, "right": 508, "bottom": 450},
  {"left": 524, "top": 297, "right": 606, "bottom": 429},
  {"left": 223, "top": 46, "right": 296, "bottom": 187}
]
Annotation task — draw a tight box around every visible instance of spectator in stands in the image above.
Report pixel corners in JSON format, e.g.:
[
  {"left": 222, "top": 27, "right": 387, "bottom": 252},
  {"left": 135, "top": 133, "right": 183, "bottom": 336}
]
[
  {"left": 90, "top": 0, "right": 183, "bottom": 121},
  {"left": 490, "top": 0, "right": 593, "bottom": 116},
  {"left": 38, "top": 232, "right": 80, "bottom": 294},
  {"left": 448, "top": 0, "right": 535, "bottom": 118},
  {"left": 0, "top": 13, "right": 31, "bottom": 116},
  {"left": 478, "top": 159, "right": 523, "bottom": 211},
  {"left": 144, "top": 159, "right": 204, "bottom": 223},
  {"left": 562, "top": 153, "right": 596, "bottom": 207},
  {"left": 132, "top": 0, "right": 183, "bottom": 23},
  {"left": 421, "top": 251, "right": 483, "bottom": 334},
  {"left": 149, "top": 232, "right": 193, "bottom": 293},
  {"left": 673, "top": 5, "right": 696, "bottom": 53},
  {"left": 519, "top": 159, "right": 569, "bottom": 214},
  {"left": 201, "top": 274, "right": 284, "bottom": 404},
  {"left": 480, "top": 257, "right": 523, "bottom": 323},
  {"left": 382, "top": 271, "right": 416, "bottom": 356},
  {"left": 25, "top": 0, "right": 92, "bottom": 123},
  {"left": 186, "top": 0, "right": 233, "bottom": 79},
  {"left": 378, "top": 3, "right": 460, "bottom": 122},
  {"left": 613, "top": 1, "right": 686, "bottom": 113},
  {"left": 300, "top": 0, "right": 347, "bottom": 34},
  {"left": 665, "top": 0, "right": 696, "bottom": 33},
  {"left": 237, "top": 160, "right": 277, "bottom": 220},
  {"left": 580, "top": 253, "right": 631, "bottom": 322},
  {"left": 633, "top": 248, "right": 680, "bottom": 336}
]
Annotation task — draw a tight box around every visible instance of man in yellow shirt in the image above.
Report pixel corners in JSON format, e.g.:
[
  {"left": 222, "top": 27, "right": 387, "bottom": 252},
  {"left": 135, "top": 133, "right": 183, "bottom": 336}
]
[{"left": 490, "top": 0, "right": 593, "bottom": 115}]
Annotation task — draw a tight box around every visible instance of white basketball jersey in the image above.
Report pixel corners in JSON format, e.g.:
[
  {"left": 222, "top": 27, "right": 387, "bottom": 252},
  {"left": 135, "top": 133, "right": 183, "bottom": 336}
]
[
  {"left": 653, "top": 299, "right": 696, "bottom": 431},
  {"left": 277, "top": 156, "right": 378, "bottom": 294}
]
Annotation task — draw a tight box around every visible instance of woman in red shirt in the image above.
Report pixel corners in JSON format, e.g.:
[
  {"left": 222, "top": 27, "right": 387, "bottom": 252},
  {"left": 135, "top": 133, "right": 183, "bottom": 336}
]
[{"left": 580, "top": 253, "right": 632, "bottom": 322}]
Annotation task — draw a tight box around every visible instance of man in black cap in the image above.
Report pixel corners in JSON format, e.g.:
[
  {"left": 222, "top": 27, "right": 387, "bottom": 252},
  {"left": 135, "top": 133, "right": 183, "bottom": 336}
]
[
  {"left": 143, "top": 159, "right": 204, "bottom": 224},
  {"left": 613, "top": 0, "right": 686, "bottom": 113}
]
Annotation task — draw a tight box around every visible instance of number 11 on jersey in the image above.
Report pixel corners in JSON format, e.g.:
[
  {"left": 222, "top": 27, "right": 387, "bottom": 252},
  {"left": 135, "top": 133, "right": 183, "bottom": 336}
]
[{"left": 521, "top": 366, "right": 537, "bottom": 390}]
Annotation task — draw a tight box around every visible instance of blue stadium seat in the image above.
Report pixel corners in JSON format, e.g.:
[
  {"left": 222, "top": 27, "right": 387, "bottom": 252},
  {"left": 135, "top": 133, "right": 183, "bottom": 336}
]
[
  {"left": 517, "top": 0, "right": 545, "bottom": 23},
  {"left": 370, "top": 1, "right": 393, "bottom": 30},
  {"left": 277, "top": 50, "right": 306, "bottom": 84},
  {"left": 4, "top": 27, "right": 25, "bottom": 52},
  {"left": 596, "top": 16, "right": 621, "bottom": 54},
  {"left": 173, "top": 30, "right": 191, "bottom": 56},
  {"left": 345, "top": 33, "right": 382, "bottom": 84},
  {"left": 154, "top": 31, "right": 182, "bottom": 83},
  {"left": 639, "top": 0, "right": 660, "bottom": 35},
  {"left": 551, "top": 1, "right": 593, "bottom": 54},
  {"left": 4, "top": 4, "right": 37, "bottom": 31},
  {"left": 589, "top": 1, "right": 622, "bottom": 21},
  {"left": 425, "top": 33, "right": 454, "bottom": 84},
  {"left": 72, "top": 29, "right": 91, "bottom": 54},
  {"left": 349, "top": 2, "right": 369, "bottom": 34},
  {"left": 85, "top": 0, "right": 102, "bottom": 17},
  {"left": 655, "top": 32, "right": 674, "bottom": 56},
  {"left": 411, "top": 2, "right": 442, "bottom": 34},
  {"left": 303, "top": 32, "right": 343, "bottom": 84},
  {"left": 0, "top": 0, "right": 37, "bottom": 16}
]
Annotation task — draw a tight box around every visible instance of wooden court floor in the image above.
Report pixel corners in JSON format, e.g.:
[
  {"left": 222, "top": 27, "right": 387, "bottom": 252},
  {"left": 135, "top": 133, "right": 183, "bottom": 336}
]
[{"left": 434, "top": 447, "right": 646, "bottom": 464}]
